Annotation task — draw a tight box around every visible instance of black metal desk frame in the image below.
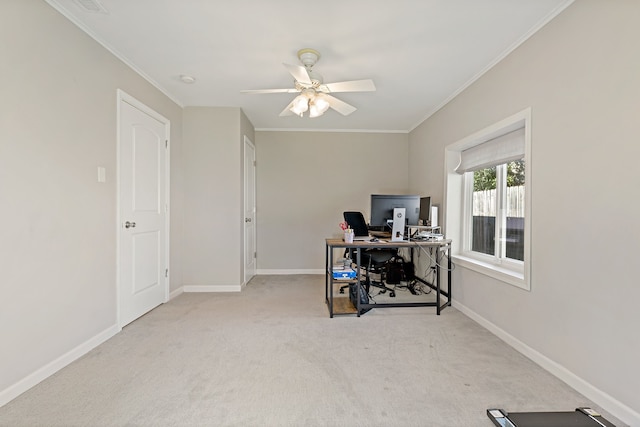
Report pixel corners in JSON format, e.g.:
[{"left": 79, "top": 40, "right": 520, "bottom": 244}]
[{"left": 324, "top": 238, "right": 452, "bottom": 317}]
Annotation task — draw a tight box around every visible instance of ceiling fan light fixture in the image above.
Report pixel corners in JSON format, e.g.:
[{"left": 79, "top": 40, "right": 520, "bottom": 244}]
[
  {"left": 309, "top": 103, "right": 322, "bottom": 118},
  {"left": 290, "top": 94, "right": 309, "bottom": 116},
  {"left": 313, "top": 94, "right": 330, "bottom": 114},
  {"left": 308, "top": 95, "right": 330, "bottom": 118}
]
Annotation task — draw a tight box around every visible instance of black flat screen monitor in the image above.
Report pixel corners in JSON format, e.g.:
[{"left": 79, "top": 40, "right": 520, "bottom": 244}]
[
  {"left": 419, "top": 196, "right": 431, "bottom": 224},
  {"left": 370, "top": 194, "right": 420, "bottom": 229}
]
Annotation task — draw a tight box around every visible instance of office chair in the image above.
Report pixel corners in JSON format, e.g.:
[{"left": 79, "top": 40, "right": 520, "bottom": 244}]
[{"left": 340, "top": 211, "right": 397, "bottom": 297}]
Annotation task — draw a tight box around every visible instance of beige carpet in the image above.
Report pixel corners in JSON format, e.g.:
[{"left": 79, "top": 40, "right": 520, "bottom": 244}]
[{"left": 0, "top": 275, "right": 624, "bottom": 426}]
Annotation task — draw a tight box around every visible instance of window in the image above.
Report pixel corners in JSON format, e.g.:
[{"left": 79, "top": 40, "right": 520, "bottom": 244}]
[
  {"left": 445, "top": 109, "right": 531, "bottom": 290},
  {"left": 465, "top": 159, "right": 525, "bottom": 262}
]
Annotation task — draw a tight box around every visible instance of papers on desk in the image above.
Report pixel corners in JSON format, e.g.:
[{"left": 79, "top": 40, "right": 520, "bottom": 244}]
[{"left": 332, "top": 265, "right": 357, "bottom": 279}]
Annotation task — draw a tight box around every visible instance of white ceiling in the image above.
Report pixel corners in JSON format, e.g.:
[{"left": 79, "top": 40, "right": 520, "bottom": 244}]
[{"left": 46, "top": 0, "right": 572, "bottom": 132}]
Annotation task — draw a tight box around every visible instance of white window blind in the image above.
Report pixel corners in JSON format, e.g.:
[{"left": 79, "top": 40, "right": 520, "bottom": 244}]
[{"left": 455, "top": 127, "right": 525, "bottom": 174}]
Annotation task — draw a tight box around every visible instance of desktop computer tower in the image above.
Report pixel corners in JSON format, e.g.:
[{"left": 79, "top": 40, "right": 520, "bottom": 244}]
[{"left": 391, "top": 208, "right": 406, "bottom": 242}]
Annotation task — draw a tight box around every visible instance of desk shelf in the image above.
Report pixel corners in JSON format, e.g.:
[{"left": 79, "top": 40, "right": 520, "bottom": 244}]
[
  {"left": 332, "top": 297, "right": 358, "bottom": 315},
  {"left": 329, "top": 278, "right": 357, "bottom": 315}
]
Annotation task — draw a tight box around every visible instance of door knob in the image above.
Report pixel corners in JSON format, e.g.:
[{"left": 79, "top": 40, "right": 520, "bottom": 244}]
[
  {"left": 125, "top": 221, "right": 136, "bottom": 228},
  {"left": 245, "top": 218, "right": 252, "bottom": 223}
]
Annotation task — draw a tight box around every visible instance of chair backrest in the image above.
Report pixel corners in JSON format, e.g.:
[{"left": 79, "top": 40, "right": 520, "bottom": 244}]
[{"left": 343, "top": 211, "right": 369, "bottom": 237}]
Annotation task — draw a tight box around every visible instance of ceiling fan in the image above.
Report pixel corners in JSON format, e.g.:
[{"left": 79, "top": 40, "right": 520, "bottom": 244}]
[{"left": 241, "top": 48, "right": 376, "bottom": 118}]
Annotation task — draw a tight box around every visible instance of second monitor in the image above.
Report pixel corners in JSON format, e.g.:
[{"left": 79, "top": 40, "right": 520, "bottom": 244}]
[
  {"left": 369, "top": 194, "right": 420, "bottom": 230},
  {"left": 419, "top": 196, "right": 431, "bottom": 225}
]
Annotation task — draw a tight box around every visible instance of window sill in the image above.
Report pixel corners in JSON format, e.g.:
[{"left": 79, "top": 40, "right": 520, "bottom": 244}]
[{"left": 452, "top": 254, "right": 529, "bottom": 291}]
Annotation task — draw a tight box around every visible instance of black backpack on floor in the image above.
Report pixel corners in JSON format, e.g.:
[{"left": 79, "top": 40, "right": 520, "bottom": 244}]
[{"left": 349, "top": 282, "right": 371, "bottom": 315}]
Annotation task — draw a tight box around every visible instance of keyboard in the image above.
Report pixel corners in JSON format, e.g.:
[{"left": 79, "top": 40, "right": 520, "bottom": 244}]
[
  {"left": 352, "top": 235, "right": 372, "bottom": 241},
  {"left": 369, "top": 230, "right": 391, "bottom": 238}
]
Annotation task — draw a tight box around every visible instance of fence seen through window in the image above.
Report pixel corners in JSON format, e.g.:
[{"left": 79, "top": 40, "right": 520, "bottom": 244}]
[{"left": 471, "top": 161, "right": 525, "bottom": 261}]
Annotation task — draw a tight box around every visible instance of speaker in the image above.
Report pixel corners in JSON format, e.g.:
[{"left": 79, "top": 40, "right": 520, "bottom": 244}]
[{"left": 391, "top": 207, "right": 406, "bottom": 242}]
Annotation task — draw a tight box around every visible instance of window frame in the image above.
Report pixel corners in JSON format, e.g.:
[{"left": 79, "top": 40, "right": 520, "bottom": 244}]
[{"left": 445, "top": 108, "right": 531, "bottom": 290}]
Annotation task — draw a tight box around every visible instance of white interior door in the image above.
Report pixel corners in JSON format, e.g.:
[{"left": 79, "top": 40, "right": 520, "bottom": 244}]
[
  {"left": 244, "top": 136, "right": 256, "bottom": 284},
  {"left": 118, "top": 92, "right": 169, "bottom": 327}
]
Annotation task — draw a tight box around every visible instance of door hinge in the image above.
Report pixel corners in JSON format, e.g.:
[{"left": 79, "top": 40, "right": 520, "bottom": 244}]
[
  {"left": 165, "top": 268, "right": 169, "bottom": 278},
  {"left": 253, "top": 160, "right": 256, "bottom": 167},
  {"left": 254, "top": 252, "right": 257, "bottom": 259},
  {"left": 165, "top": 140, "right": 168, "bottom": 148}
]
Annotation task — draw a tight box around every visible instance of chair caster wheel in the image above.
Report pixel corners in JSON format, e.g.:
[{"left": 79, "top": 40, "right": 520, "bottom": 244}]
[
  {"left": 390, "top": 291, "right": 396, "bottom": 297},
  {"left": 339, "top": 289, "right": 345, "bottom": 294}
]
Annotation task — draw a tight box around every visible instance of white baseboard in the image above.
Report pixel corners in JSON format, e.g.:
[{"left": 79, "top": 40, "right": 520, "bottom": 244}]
[
  {"left": 453, "top": 301, "right": 640, "bottom": 427},
  {"left": 183, "top": 285, "right": 242, "bottom": 292},
  {"left": 0, "top": 324, "right": 120, "bottom": 408},
  {"left": 257, "top": 269, "right": 323, "bottom": 275},
  {"left": 169, "top": 286, "right": 184, "bottom": 300}
]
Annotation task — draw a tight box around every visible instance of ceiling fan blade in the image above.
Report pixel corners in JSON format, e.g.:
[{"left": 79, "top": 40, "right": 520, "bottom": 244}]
[
  {"left": 279, "top": 101, "right": 295, "bottom": 117},
  {"left": 240, "top": 88, "right": 299, "bottom": 94},
  {"left": 325, "top": 95, "right": 357, "bottom": 116},
  {"left": 283, "top": 63, "right": 312, "bottom": 85},
  {"left": 322, "top": 79, "right": 376, "bottom": 93}
]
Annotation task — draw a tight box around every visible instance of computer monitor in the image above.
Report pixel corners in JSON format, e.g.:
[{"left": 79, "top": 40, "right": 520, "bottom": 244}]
[
  {"left": 369, "top": 194, "right": 420, "bottom": 230},
  {"left": 419, "top": 196, "right": 431, "bottom": 224}
]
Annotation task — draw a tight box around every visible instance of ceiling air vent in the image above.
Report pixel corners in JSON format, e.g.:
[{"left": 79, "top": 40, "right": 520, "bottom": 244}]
[{"left": 73, "top": 0, "right": 109, "bottom": 14}]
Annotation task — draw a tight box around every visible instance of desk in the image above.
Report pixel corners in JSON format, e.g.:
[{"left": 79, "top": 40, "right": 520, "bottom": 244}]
[{"left": 325, "top": 238, "right": 452, "bottom": 317}]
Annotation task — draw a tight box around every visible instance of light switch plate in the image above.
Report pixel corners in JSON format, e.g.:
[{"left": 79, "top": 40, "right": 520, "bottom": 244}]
[{"left": 97, "top": 166, "right": 106, "bottom": 183}]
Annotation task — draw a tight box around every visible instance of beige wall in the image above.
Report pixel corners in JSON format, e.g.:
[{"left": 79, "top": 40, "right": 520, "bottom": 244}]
[
  {"left": 0, "top": 0, "right": 184, "bottom": 398},
  {"left": 182, "top": 107, "right": 252, "bottom": 290},
  {"left": 409, "top": 1, "right": 640, "bottom": 422},
  {"left": 255, "top": 131, "right": 409, "bottom": 271}
]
